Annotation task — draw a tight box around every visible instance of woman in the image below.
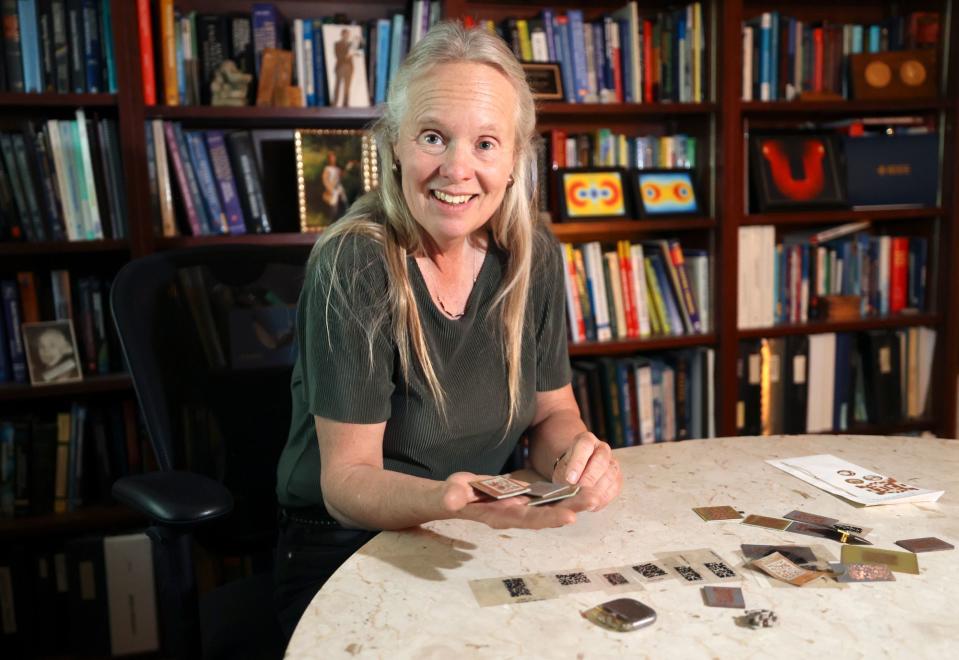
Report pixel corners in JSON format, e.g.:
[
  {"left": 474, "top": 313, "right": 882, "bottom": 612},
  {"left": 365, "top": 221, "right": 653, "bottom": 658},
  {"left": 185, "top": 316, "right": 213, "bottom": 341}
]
[{"left": 274, "top": 21, "right": 622, "bottom": 638}]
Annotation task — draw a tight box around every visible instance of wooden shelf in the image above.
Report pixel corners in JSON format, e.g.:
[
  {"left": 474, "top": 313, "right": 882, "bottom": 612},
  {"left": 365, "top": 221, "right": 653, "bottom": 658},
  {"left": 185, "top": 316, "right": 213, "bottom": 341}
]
[
  {"left": 736, "top": 314, "right": 939, "bottom": 339},
  {"left": 155, "top": 232, "right": 321, "bottom": 249},
  {"left": 0, "top": 239, "right": 129, "bottom": 256},
  {"left": 0, "top": 374, "right": 133, "bottom": 402},
  {"left": 0, "top": 92, "right": 117, "bottom": 108},
  {"left": 569, "top": 333, "right": 717, "bottom": 357},
  {"left": 0, "top": 505, "right": 145, "bottom": 540},
  {"left": 144, "top": 104, "right": 381, "bottom": 126},
  {"left": 741, "top": 98, "right": 948, "bottom": 116},
  {"left": 537, "top": 101, "right": 716, "bottom": 118},
  {"left": 845, "top": 419, "right": 937, "bottom": 436},
  {"left": 742, "top": 207, "right": 943, "bottom": 227},
  {"left": 549, "top": 217, "right": 715, "bottom": 241}
]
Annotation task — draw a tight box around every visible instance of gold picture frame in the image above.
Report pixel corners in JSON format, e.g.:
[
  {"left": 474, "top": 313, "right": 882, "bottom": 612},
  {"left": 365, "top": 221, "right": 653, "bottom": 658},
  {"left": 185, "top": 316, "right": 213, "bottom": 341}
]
[{"left": 295, "top": 129, "right": 378, "bottom": 232}]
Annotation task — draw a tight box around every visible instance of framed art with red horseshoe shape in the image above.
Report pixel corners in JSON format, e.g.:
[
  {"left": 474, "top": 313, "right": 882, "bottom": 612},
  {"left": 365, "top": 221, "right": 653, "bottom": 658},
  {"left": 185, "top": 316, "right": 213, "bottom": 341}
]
[
  {"left": 555, "top": 168, "right": 633, "bottom": 221},
  {"left": 749, "top": 133, "right": 847, "bottom": 212},
  {"left": 632, "top": 168, "right": 702, "bottom": 217}
]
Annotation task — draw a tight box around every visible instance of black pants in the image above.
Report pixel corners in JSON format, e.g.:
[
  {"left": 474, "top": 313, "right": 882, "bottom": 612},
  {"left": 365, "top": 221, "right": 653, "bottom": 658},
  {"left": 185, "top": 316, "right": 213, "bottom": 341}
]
[{"left": 273, "top": 508, "right": 376, "bottom": 640}]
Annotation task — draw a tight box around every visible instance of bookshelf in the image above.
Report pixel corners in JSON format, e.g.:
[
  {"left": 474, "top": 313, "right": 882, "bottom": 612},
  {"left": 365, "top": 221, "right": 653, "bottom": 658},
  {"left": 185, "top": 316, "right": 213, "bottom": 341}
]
[{"left": 0, "top": 0, "right": 956, "bottom": 648}]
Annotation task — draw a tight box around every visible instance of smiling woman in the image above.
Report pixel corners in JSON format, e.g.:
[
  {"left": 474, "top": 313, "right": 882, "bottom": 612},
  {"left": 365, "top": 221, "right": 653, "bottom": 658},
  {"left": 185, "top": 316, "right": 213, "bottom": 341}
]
[{"left": 272, "top": 21, "right": 623, "bottom": 641}]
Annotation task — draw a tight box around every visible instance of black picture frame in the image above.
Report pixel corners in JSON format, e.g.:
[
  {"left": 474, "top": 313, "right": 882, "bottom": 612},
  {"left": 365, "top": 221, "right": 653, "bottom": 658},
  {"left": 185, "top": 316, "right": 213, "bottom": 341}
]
[
  {"left": 631, "top": 168, "right": 702, "bottom": 217},
  {"left": 555, "top": 168, "right": 632, "bottom": 221},
  {"left": 749, "top": 132, "right": 847, "bottom": 212},
  {"left": 523, "top": 62, "right": 564, "bottom": 101}
]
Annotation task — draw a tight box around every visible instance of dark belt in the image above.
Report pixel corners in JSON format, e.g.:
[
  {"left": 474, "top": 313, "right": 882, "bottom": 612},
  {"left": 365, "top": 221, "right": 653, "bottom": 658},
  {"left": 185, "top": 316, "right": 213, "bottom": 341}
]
[{"left": 279, "top": 505, "right": 343, "bottom": 529}]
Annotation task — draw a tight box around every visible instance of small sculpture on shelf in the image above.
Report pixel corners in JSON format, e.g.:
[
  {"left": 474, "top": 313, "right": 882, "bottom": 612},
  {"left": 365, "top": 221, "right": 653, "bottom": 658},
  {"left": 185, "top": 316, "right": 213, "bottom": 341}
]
[{"left": 210, "top": 60, "right": 252, "bottom": 107}]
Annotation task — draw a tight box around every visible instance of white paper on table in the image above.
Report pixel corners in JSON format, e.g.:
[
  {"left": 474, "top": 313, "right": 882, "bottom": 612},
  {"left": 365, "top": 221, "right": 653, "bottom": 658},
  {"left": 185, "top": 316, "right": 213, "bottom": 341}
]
[{"left": 766, "top": 454, "right": 944, "bottom": 506}]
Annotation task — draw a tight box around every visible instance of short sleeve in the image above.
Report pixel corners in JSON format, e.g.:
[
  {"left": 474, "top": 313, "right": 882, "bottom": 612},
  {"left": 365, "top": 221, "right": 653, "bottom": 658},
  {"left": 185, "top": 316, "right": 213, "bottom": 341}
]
[
  {"left": 533, "top": 230, "right": 572, "bottom": 391},
  {"left": 297, "top": 235, "right": 395, "bottom": 422}
]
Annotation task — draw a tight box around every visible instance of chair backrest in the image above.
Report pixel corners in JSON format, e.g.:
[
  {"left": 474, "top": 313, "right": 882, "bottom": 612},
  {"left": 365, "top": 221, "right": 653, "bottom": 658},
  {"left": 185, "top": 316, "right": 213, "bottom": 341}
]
[{"left": 111, "top": 244, "right": 312, "bottom": 549}]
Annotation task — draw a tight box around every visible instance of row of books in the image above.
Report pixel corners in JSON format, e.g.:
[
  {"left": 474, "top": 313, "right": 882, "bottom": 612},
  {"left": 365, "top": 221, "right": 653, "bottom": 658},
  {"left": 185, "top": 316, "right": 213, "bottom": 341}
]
[
  {"left": 561, "top": 239, "right": 710, "bottom": 344},
  {"left": 0, "top": 399, "right": 144, "bottom": 518},
  {"left": 741, "top": 10, "right": 940, "bottom": 101},
  {"left": 546, "top": 129, "right": 698, "bottom": 170},
  {"left": 738, "top": 223, "right": 929, "bottom": 329},
  {"left": 0, "top": 113, "right": 127, "bottom": 243},
  {"left": 472, "top": 2, "right": 705, "bottom": 104},
  {"left": 1, "top": 533, "right": 158, "bottom": 656},
  {"left": 0, "top": 270, "right": 118, "bottom": 384},
  {"left": 0, "top": 0, "right": 117, "bottom": 94},
  {"left": 141, "top": 0, "right": 440, "bottom": 107},
  {"left": 571, "top": 348, "right": 716, "bottom": 448},
  {"left": 145, "top": 120, "right": 272, "bottom": 237},
  {"left": 737, "top": 328, "right": 937, "bottom": 436}
]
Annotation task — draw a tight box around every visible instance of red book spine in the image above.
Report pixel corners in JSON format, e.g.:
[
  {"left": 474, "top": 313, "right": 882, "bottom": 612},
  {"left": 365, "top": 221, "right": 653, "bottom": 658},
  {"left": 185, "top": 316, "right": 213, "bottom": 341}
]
[
  {"left": 136, "top": 0, "right": 157, "bottom": 105},
  {"left": 618, "top": 242, "right": 637, "bottom": 337},
  {"left": 610, "top": 44, "right": 623, "bottom": 102},
  {"left": 643, "top": 19, "right": 654, "bottom": 102},
  {"left": 889, "top": 237, "right": 909, "bottom": 313},
  {"left": 812, "top": 27, "right": 824, "bottom": 93},
  {"left": 549, "top": 129, "right": 566, "bottom": 169}
]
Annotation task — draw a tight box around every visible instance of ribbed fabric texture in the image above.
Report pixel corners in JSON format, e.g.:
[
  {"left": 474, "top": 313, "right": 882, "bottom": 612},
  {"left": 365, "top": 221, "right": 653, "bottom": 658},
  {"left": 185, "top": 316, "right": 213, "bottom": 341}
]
[{"left": 276, "top": 227, "right": 571, "bottom": 509}]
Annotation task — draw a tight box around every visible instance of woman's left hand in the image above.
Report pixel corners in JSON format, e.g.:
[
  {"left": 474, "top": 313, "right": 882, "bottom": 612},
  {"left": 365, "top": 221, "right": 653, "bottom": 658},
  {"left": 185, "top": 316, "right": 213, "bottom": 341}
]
[{"left": 551, "top": 432, "right": 622, "bottom": 512}]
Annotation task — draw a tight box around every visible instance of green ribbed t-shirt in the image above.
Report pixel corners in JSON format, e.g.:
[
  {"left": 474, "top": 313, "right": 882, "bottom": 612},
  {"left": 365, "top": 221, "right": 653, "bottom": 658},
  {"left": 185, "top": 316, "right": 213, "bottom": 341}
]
[{"left": 275, "top": 226, "right": 571, "bottom": 509}]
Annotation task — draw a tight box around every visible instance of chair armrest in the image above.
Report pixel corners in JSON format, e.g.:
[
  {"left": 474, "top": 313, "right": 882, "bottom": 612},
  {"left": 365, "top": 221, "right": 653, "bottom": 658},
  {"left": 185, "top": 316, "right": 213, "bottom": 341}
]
[{"left": 113, "top": 471, "right": 234, "bottom": 527}]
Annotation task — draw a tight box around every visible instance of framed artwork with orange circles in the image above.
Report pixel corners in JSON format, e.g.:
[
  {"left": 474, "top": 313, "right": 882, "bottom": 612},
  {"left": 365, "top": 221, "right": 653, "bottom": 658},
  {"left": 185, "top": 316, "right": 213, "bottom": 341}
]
[
  {"left": 555, "top": 168, "right": 632, "bottom": 221},
  {"left": 632, "top": 169, "right": 701, "bottom": 217}
]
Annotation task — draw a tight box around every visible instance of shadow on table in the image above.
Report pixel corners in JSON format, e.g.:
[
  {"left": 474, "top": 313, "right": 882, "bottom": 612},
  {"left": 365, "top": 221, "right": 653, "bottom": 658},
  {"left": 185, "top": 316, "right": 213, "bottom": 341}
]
[{"left": 357, "top": 527, "right": 478, "bottom": 581}]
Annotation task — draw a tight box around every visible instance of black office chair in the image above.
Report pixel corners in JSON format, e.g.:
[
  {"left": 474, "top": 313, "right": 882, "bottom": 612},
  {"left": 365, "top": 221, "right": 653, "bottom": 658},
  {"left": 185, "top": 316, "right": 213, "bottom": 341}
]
[{"left": 109, "top": 244, "right": 312, "bottom": 660}]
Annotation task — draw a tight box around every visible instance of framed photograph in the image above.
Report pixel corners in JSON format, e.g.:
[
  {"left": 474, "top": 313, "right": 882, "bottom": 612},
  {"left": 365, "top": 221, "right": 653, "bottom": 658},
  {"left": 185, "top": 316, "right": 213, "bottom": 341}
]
[
  {"left": 22, "top": 320, "right": 83, "bottom": 385},
  {"left": 523, "top": 62, "right": 564, "bottom": 101},
  {"left": 322, "top": 24, "right": 371, "bottom": 107},
  {"left": 295, "top": 129, "right": 378, "bottom": 231},
  {"left": 555, "top": 168, "right": 631, "bottom": 221},
  {"left": 632, "top": 169, "right": 701, "bottom": 216},
  {"left": 749, "top": 133, "right": 847, "bottom": 211}
]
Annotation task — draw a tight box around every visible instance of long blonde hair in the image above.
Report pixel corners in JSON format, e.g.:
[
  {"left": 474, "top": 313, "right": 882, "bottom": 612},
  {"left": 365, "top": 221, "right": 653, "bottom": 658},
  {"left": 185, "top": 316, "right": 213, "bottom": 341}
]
[{"left": 309, "top": 21, "right": 540, "bottom": 429}]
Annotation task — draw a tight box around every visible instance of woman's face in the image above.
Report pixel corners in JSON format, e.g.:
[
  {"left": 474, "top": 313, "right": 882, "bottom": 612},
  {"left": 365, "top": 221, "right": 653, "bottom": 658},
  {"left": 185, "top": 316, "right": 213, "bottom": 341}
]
[{"left": 394, "top": 62, "right": 517, "bottom": 250}]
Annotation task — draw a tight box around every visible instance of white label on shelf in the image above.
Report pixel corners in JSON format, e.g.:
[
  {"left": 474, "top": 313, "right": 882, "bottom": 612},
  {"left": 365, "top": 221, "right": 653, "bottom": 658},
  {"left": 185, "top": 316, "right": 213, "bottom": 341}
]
[
  {"left": 79, "top": 561, "right": 96, "bottom": 601},
  {"left": 769, "top": 355, "right": 781, "bottom": 383},
  {"left": 748, "top": 354, "right": 760, "bottom": 384},
  {"left": 793, "top": 356, "right": 806, "bottom": 384},
  {"left": 880, "top": 346, "right": 892, "bottom": 374}
]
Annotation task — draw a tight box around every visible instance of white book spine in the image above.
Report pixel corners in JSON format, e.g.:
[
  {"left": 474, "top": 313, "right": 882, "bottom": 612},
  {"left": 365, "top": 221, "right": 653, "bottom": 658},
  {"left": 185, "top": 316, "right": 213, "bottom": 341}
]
[
  {"left": 45, "top": 120, "right": 79, "bottom": 241},
  {"left": 629, "top": 244, "right": 651, "bottom": 337},
  {"left": 293, "top": 20, "right": 305, "bottom": 90},
  {"left": 104, "top": 534, "right": 159, "bottom": 655},
  {"left": 586, "top": 242, "right": 612, "bottom": 342},
  {"left": 742, "top": 26, "right": 753, "bottom": 100},
  {"left": 152, "top": 120, "right": 176, "bottom": 237},
  {"left": 531, "top": 32, "right": 549, "bottom": 62},
  {"left": 636, "top": 364, "right": 655, "bottom": 444}
]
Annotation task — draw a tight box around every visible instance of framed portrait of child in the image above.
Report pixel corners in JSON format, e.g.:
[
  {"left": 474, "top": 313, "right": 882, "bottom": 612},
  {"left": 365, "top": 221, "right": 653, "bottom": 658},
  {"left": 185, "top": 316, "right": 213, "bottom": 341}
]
[{"left": 22, "top": 320, "right": 83, "bottom": 385}]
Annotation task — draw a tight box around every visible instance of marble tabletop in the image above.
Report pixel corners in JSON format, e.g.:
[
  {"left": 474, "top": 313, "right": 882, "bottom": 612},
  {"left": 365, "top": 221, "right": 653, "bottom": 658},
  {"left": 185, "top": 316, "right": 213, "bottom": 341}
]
[{"left": 286, "top": 435, "right": 959, "bottom": 659}]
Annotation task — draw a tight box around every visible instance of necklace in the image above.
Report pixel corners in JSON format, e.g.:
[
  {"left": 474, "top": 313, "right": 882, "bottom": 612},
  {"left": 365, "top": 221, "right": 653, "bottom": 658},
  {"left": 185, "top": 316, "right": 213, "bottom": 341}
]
[{"left": 431, "top": 247, "right": 481, "bottom": 320}]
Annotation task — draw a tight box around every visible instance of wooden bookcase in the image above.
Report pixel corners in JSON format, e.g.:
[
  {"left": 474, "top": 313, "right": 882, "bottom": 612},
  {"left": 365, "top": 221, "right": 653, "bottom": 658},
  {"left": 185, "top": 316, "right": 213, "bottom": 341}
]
[{"left": 2, "top": 0, "right": 957, "bottom": 533}]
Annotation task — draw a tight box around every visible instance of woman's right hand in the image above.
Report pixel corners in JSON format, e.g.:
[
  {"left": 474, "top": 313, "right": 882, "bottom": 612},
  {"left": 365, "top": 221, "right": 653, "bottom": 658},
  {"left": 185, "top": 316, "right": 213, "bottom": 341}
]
[{"left": 439, "top": 472, "right": 577, "bottom": 530}]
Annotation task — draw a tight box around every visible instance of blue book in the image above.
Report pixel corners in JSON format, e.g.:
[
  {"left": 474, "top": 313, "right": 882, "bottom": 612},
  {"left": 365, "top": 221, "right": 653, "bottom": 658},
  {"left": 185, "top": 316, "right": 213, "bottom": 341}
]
[
  {"left": 388, "top": 13, "right": 406, "bottom": 86},
  {"left": 174, "top": 10, "right": 186, "bottom": 104},
  {"left": 311, "top": 19, "right": 327, "bottom": 106},
  {"left": 554, "top": 15, "right": 576, "bottom": 102},
  {"left": 171, "top": 122, "right": 211, "bottom": 235},
  {"left": 649, "top": 359, "right": 664, "bottom": 441},
  {"left": 565, "top": 10, "right": 589, "bottom": 102},
  {"left": 591, "top": 22, "right": 608, "bottom": 99},
  {"left": 614, "top": 360, "right": 635, "bottom": 447},
  {"left": 758, "top": 13, "right": 771, "bottom": 100},
  {"left": 541, "top": 9, "right": 556, "bottom": 61},
  {"left": 867, "top": 25, "right": 880, "bottom": 52},
  {"left": 0, "top": 301, "right": 10, "bottom": 382},
  {"left": 301, "top": 18, "right": 315, "bottom": 106},
  {"left": 374, "top": 18, "right": 391, "bottom": 104},
  {"left": 833, "top": 333, "right": 852, "bottom": 431},
  {"left": 81, "top": 0, "right": 101, "bottom": 92},
  {"left": 204, "top": 131, "right": 246, "bottom": 235},
  {"left": 0, "top": 423, "right": 14, "bottom": 515},
  {"left": 185, "top": 131, "right": 228, "bottom": 235},
  {"left": 648, "top": 252, "right": 685, "bottom": 336},
  {"left": 619, "top": 19, "right": 633, "bottom": 102},
  {"left": 99, "top": 0, "right": 115, "bottom": 91},
  {"left": 0, "top": 281, "right": 27, "bottom": 383},
  {"left": 909, "top": 238, "right": 928, "bottom": 310},
  {"left": 251, "top": 3, "right": 280, "bottom": 77},
  {"left": 18, "top": 0, "right": 43, "bottom": 92},
  {"left": 768, "top": 11, "right": 779, "bottom": 101}
]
